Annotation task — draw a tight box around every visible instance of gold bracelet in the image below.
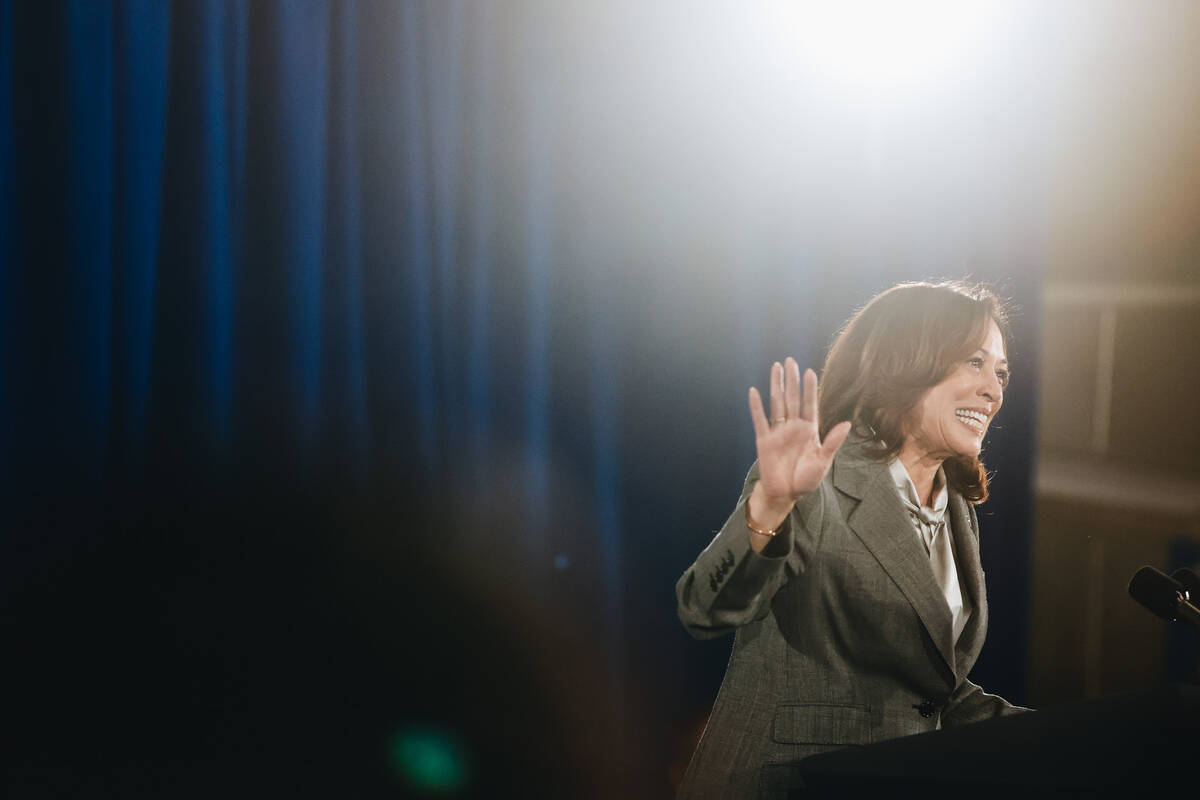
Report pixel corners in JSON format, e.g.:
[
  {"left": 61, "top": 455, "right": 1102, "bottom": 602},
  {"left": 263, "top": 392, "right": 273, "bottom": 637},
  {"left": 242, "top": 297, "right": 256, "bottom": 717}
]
[{"left": 745, "top": 502, "right": 779, "bottom": 537}]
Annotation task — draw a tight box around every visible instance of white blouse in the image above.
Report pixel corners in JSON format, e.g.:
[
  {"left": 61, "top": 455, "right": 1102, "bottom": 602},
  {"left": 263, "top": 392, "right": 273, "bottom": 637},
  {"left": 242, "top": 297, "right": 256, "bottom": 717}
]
[{"left": 887, "top": 459, "right": 972, "bottom": 643}]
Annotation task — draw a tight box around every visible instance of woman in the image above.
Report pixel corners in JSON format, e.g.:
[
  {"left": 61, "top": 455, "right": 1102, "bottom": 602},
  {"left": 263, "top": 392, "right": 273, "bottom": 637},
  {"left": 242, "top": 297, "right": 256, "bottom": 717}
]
[{"left": 676, "top": 281, "right": 1027, "bottom": 798}]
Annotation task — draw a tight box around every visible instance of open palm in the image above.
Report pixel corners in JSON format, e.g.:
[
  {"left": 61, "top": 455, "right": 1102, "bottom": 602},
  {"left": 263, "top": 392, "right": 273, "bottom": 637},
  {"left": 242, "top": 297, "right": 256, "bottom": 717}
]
[{"left": 748, "top": 358, "right": 851, "bottom": 505}]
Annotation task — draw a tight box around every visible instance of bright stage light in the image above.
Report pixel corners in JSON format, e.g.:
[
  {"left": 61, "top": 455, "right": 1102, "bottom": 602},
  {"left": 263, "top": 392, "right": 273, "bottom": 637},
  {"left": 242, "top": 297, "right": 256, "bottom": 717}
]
[{"left": 756, "top": 0, "right": 1011, "bottom": 97}]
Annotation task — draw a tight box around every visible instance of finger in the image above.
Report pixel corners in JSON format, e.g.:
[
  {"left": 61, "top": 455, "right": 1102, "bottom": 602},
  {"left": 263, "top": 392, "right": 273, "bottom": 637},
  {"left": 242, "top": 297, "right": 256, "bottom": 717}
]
[
  {"left": 821, "top": 420, "right": 853, "bottom": 456},
  {"left": 802, "top": 368, "right": 818, "bottom": 421},
  {"left": 784, "top": 357, "right": 801, "bottom": 419},
  {"left": 768, "top": 362, "right": 785, "bottom": 423},
  {"left": 748, "top": 387, "right": 770, "bottom": 438}
]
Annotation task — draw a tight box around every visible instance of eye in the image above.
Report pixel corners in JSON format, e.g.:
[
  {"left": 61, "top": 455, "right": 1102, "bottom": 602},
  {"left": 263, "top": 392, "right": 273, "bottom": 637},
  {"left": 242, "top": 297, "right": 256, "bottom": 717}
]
[
  {"left": 966, "top": 357, "right": 984, "bottom": 370},
  {"left": 996, "top": 369, "right": 1010, "bottom": 388}
]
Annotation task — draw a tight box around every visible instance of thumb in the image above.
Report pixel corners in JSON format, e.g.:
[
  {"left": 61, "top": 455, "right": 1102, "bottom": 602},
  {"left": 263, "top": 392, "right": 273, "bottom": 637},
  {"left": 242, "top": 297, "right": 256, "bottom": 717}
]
[{"left": 820, "top": 420, "right": 853, "bottom": 456}]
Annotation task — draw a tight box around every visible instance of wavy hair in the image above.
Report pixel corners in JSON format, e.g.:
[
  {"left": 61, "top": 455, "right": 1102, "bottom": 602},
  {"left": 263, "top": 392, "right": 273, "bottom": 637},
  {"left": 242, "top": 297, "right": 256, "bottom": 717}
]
[{"left": 817, "top": 281, "right": 1010, "bottom": 503}]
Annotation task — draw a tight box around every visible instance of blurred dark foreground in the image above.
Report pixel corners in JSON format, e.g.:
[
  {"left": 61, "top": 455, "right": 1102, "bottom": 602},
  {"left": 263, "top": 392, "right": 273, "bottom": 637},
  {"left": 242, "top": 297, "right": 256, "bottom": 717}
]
[{"left": 5, "top": 466, "right": 652, "bottom": 799}]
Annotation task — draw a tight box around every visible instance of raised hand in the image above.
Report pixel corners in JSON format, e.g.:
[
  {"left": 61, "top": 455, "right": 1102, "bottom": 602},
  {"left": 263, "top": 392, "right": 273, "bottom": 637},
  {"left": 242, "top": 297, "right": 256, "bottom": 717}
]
[{"left": 746, "top": 358, "right": 852, "bottom": 535}]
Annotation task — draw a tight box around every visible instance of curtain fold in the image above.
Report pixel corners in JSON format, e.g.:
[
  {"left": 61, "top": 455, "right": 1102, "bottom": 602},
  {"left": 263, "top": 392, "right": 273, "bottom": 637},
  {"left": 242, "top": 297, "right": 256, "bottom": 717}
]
[
  {"left": 324, "top": 0, "right": 367, "bottom": 471},
  {"left": 112, "top": 0, "right": 172, "bottom": 469},
  {"left": 65, "top": 0, "right": 114, "bottom": 470}
]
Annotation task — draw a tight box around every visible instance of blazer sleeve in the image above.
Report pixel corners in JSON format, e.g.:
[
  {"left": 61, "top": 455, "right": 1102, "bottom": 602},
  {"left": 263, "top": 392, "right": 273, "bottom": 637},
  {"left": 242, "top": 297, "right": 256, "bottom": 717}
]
[{"left": 675, "top": 462, "right": 826, "bottom": 639}]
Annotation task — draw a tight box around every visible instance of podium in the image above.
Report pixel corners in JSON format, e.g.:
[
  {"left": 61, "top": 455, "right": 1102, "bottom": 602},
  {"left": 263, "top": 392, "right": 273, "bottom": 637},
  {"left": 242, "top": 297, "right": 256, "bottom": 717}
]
[{"left": 766, "top": 683, "right": 1200, "bottom": 798}]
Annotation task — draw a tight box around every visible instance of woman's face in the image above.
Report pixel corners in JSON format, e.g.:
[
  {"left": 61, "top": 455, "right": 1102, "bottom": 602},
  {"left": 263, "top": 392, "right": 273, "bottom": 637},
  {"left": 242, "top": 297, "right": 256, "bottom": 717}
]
[{"left": 904, "top": 320, "right": 1008, "bottom": 461}]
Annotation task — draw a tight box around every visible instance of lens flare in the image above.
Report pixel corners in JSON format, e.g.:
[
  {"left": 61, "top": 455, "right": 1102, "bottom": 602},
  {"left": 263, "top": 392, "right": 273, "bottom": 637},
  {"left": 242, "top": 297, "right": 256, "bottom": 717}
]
[{"left": 387, "top": 726, "right": 470, "bottom": 794}]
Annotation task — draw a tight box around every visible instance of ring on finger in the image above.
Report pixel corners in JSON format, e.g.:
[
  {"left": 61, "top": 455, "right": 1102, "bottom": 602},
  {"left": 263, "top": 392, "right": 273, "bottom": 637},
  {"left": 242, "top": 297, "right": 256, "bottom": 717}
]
[{"left": 772, "top": 417, "right": 786, "bottom": 424}]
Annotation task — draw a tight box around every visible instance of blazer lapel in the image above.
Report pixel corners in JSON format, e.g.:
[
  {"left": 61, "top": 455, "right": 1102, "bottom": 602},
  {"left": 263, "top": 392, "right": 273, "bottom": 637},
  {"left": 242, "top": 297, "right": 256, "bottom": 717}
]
[
  {"left": 833, "top": 443, "right": 956, "bottom": 676},
  {"left": 947, "top": 491, "right": 987, "bottom": 679}
]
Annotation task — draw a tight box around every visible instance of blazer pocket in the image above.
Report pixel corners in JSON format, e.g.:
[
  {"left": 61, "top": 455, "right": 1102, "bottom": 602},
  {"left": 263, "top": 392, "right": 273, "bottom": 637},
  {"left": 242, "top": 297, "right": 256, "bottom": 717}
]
[{"left": 770, "top": 702, "right": 873, "bottom": 745}]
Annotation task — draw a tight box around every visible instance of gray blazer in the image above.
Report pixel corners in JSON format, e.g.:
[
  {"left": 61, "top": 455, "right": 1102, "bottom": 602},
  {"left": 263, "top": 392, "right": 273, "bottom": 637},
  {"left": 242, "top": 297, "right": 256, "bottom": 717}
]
[{"left": 676, "top": 438, "right": 1023, "bottom": 798}]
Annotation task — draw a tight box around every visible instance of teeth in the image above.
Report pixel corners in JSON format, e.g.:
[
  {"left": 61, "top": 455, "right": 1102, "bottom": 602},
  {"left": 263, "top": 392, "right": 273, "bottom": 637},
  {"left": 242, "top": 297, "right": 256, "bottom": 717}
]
[{"left": 955, "top": 410, "right": 987, "bottom": 431}]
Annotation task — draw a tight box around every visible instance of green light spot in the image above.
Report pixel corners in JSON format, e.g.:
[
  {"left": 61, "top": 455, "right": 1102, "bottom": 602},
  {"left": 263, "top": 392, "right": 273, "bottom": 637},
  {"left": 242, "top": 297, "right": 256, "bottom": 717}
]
[{"left": 387, "top": 726, "right": 470, "bottom": 794}]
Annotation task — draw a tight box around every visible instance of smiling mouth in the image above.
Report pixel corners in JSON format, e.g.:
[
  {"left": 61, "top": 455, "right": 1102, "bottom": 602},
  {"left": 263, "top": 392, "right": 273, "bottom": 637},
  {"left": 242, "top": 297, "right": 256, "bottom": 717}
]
[{"left": 955, "top": 409, "right": 988, "bottom": 434}]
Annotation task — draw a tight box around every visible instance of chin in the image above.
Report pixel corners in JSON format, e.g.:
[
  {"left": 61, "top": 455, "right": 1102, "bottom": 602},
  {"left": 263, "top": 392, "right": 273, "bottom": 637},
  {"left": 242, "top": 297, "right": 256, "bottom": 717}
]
[
  {"left": 954, "top": 439, "right": 983, "bottom": 460},
  {"left": 943, "top": 420, "right": 986, "bottom": 460},
  {"left": 948, "top": 434, "right": 983, "bottom": 460}
]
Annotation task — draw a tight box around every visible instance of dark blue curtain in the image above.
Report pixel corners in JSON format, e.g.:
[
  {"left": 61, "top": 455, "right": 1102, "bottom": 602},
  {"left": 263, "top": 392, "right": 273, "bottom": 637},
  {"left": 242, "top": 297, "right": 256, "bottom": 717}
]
[{"left": 4, "top": 2, "right": 1047, "bottom": 796}]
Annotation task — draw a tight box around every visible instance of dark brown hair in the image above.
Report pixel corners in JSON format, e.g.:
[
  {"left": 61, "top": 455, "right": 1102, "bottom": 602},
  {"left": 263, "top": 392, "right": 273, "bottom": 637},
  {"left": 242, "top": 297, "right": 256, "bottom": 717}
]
[{"left": 817, "top": 281, "right": 1009, "bottom": 503}]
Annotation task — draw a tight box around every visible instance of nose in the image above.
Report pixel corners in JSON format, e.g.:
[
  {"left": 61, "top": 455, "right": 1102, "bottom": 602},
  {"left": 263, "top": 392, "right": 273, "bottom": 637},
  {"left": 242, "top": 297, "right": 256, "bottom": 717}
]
[{"left": 979, "top": 372, "right": 1003, "bottom": 404}]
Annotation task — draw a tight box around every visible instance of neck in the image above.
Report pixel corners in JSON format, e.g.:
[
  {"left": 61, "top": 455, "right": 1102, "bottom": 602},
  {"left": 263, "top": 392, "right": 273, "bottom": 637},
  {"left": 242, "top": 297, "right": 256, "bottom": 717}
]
[{"left": 897, "top": 441, "right": 943, "bottom": 507}]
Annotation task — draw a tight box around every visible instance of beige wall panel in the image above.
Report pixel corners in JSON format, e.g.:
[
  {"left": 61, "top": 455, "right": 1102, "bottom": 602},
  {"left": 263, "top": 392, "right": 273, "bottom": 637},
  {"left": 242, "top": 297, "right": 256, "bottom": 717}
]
[
  {"left": 1109, "top": 306, "right": 1200, "bottom": 475},
  {"left": 1037, "top": 306, "right": 1101, "bottom": 455},
  {"left": 1028, "top": 498, "right": 1196, "bottom": 707}
]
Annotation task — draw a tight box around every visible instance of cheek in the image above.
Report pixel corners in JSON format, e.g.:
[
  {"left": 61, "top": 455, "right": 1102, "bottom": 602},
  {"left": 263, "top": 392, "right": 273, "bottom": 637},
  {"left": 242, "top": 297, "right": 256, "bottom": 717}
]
[{"left": 913, "top": 402, "right": 936, "bottom": 432}]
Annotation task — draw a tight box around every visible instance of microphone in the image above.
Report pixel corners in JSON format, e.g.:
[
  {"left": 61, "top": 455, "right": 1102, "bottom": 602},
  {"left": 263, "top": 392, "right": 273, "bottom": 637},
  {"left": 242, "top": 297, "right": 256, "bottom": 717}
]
[{"left": 1128, "top": 566, "right": 1200, "bottom": 632}]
